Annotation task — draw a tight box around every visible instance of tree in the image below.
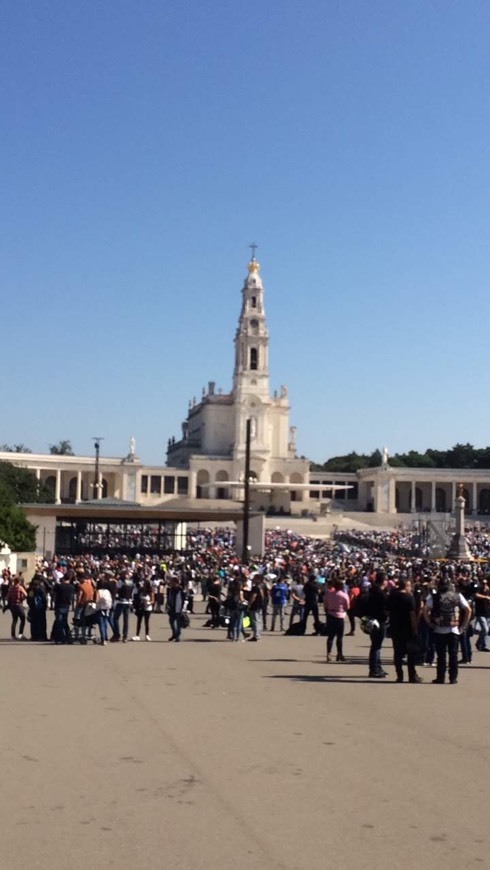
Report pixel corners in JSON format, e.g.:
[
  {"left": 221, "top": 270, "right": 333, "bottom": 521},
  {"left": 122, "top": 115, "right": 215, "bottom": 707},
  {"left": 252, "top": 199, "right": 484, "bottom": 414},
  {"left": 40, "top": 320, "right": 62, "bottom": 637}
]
[
  {"left": 394, "top": 450, "right": 436, "bottom": 468},
  {"left": 49, "top": 440, "right": 74, "bottom": 456},
  {"left": 0, "top": 443, "right": 32, "bottom": 453},
  {"left": 0, "top": 462, "right": 55, "bottom": 504},
  {"left": 322, "top": 452, "right": 370, "bottom": 473},
  {"left": 0, "top": 502, "right": 36, "bottom": 551},
  {"left": 367, "top": 449, "right": 383, "bottom": 468},
  {"left": 445, "top": 443, "right": 476, "bottom": 469}
]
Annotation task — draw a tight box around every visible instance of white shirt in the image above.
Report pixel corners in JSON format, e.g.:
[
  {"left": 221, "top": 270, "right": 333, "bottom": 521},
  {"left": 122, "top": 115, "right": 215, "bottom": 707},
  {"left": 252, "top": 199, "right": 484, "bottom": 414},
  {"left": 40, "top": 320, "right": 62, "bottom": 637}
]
[{"left": 96, "top": 589, "right": 113, "bottom": 611}]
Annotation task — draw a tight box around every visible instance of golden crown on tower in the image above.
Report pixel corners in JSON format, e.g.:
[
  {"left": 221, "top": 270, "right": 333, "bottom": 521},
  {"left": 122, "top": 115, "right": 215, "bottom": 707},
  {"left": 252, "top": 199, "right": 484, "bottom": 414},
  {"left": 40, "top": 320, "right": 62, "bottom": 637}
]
[{"left": 247, "top": 259, "right": 260, "bottom": 273}]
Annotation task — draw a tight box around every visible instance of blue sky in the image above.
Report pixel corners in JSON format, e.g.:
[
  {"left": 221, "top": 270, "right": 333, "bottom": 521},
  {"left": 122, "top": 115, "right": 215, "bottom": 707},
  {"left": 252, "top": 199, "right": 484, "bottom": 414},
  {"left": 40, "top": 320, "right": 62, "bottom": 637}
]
[{"left": 2, "top": 1, "right": 490, "bottom": 464}]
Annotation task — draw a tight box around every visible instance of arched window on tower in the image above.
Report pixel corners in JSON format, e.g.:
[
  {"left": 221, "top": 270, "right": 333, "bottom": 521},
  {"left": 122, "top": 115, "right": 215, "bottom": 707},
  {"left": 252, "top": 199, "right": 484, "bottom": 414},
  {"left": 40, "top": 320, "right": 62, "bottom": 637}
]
[
  {"left": 250, "top": 348, "right": 258, "bottom": 370},
  {"left": 251, "top": 296, "right": 257, "bottom": 308}
]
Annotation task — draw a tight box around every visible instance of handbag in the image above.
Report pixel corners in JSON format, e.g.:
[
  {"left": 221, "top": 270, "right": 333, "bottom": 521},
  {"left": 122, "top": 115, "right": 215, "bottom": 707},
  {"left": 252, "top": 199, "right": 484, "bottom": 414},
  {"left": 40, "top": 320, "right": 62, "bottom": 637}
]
[{"left": 179, "top": 612, "right": 190, "bottom": 629}]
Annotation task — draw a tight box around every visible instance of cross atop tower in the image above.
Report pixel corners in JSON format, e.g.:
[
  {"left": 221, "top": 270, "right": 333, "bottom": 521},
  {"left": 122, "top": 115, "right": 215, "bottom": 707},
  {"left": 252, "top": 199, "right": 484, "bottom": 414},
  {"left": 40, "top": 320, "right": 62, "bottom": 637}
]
[{"left": 249, "top": 242, "right": 258, "bottom": 260}]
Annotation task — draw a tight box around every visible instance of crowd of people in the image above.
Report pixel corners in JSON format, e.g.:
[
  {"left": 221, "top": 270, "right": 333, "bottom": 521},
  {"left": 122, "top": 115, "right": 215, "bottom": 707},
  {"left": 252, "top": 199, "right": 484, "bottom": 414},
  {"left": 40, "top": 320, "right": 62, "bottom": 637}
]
[{"left": 2, "top": 526, "right": 490, "bottom": 685}]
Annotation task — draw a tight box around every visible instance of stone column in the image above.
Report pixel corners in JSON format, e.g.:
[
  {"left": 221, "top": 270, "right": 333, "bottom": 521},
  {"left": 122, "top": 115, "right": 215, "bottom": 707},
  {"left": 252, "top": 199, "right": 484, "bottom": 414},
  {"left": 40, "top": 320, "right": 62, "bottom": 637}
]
[
  {"left": 76, "top": 471, "right": 82, "bottom": 502},
  {"left": 411, "top": 480, "right": 416, "bottom": 513},
  {"left": 55, "top": 470, "right": 61, "bottom": 504},
  {"left": 447, "top": 491, "right": 473, "bottom": 560},
  {"left": 472, "top": 481, "right": 478, "bottom": 516},
  {"left": 451, "top": 481, "right": 456, "bottom": 506},
  {"left": 431, "top": 481, "right": 436, "bottom": 513},
  {"left": 35, "top": 468, "right": 41, "bottom": 480}
]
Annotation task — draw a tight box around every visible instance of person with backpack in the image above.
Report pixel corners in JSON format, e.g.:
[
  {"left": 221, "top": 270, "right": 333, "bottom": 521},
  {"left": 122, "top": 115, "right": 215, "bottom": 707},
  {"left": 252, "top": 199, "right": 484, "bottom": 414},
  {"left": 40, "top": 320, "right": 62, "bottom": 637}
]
[{"left": 423, "top": 577, "right": 471, "bottom": 685}]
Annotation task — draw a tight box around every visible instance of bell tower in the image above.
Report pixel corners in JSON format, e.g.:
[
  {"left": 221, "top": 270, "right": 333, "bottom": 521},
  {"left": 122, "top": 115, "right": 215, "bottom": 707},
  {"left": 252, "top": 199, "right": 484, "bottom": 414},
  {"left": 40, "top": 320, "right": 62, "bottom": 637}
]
[
  {"left": 232, "top": 251, "right": 269, "bottom": 401},
  {"left": 232, "top": 250, "right": 273, "bottom": 471}
]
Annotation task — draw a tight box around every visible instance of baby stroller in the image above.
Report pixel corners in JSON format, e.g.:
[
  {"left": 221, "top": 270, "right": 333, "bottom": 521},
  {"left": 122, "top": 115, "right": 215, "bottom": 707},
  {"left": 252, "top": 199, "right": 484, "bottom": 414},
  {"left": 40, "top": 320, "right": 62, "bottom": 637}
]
[{"left": 72, "top": 603, "right": 99, "bottom": 645}]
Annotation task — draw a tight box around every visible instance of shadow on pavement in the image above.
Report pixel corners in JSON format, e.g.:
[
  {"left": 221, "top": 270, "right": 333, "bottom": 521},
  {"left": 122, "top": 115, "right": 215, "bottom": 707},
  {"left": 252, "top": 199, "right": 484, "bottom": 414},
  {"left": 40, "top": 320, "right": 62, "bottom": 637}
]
[{"left": 265, "top": 674, "right": 395, "bottom": 685}]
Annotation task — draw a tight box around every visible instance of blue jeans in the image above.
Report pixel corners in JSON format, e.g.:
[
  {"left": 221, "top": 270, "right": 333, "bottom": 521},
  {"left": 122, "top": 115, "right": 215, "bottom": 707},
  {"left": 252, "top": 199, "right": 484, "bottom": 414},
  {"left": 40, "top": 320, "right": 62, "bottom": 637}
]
[
  {"left": 98, "top": 611, "right": 110, "bottom": 642},
  {"left": 250, "top": 610, "right": 262, "bottom": 639},
  {"left": 435, "top": 632, "right": 459, "bottom": 682},
  {"left": 169, "top": 612, "right": 181, "bottom": 640},
  {"left": 326, "top": 615, "right": 345, "bottom": 655},
  {"left": 459, "top": 627, "right": 472, "bottom": 662},
  {"left": 230, "top": 610, "right": 243, "bottom": 641},
  {"left": 476, "top": 616, "right": 489, "bottom": 649},
  {"left": 271, "top": 604, "right": 285, "bottom": 631},
  {"left": 54, "top": 606, "right": 71, "bottom": 644},
  {"left": 369, "top": 624, "right": 386, "bottom": 675},
  {"left": 113, "top": 603, "right": 130, "bottom": 640}
]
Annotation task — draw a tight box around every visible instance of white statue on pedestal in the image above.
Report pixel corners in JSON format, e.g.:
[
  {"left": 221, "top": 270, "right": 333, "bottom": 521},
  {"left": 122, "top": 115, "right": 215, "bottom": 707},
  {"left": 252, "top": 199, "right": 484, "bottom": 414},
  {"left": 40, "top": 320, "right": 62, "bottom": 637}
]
[
  {"left": 382, "top": 446, "right": 389, "bottom": 467},
  {"left": 129, "top": 436, "right": 136, "bottom": 457}
]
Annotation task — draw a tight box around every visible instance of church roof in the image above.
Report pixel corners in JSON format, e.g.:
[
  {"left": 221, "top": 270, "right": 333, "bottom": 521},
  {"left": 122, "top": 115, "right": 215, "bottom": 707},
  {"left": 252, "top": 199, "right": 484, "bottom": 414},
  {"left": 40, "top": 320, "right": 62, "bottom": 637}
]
[{"left": 78, "top": 496, "right": 141, "bottom": 507}]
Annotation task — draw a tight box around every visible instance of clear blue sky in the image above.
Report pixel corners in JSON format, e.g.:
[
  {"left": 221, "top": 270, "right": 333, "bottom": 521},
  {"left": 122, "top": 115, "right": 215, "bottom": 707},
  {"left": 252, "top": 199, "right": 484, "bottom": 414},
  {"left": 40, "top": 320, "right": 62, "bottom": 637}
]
[{"left": 2, "top": 1, "right": 490, "bottom": 464}]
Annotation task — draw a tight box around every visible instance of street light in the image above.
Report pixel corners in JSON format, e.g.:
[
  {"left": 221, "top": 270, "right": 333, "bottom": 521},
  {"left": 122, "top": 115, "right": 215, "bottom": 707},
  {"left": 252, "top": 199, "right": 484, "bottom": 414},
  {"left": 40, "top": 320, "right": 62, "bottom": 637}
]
[
  {"left": 92, "top": 437, "right": 104, "bottom": 499},
  {"left": 242, "top": 419, "right": 251, "bottom": 564}
]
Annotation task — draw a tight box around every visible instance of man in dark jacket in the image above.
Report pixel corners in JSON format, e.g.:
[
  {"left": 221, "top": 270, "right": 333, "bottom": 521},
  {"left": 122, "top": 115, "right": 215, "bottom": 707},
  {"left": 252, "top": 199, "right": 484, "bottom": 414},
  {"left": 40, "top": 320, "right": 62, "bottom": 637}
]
[
  {"left": 167, "top": 575, "right": 184, "bottom": 642},
  {"left": 302, "top": 574, "right": 320, "bottom": 635},
  {"left": 365, "top": 572, "right": 388, "bottom": 678},
  {"left": 386, "top": 578, "right": 422, "bottom": 683}
]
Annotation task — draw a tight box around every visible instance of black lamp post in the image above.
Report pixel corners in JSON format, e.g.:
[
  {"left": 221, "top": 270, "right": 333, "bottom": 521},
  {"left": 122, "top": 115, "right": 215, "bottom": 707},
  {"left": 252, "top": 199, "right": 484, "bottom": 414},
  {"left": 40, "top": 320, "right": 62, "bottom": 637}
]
[
  {"left": 242, "top": 419, "right": 251, "bottom": 564},
  {"left": 92, "top": 436, "right": 104, "bottom": 499}
]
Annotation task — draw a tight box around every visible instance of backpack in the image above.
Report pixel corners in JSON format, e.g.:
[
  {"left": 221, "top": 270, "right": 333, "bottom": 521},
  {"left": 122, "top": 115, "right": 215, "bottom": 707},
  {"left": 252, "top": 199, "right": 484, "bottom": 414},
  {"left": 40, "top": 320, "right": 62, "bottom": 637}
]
[
  {"left": 33, "top": 592, "right": 44, "bottom": 611},
  {"left": 432, "top": 591, "right": 460, "bottom": 629}
]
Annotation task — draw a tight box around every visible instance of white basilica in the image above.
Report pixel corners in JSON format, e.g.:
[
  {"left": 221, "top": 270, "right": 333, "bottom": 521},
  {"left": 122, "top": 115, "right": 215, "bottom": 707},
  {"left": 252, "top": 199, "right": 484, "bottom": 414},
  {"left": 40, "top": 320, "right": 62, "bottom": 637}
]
[{"left": 166, "top": 255, "right": 310, "bottom": 512}]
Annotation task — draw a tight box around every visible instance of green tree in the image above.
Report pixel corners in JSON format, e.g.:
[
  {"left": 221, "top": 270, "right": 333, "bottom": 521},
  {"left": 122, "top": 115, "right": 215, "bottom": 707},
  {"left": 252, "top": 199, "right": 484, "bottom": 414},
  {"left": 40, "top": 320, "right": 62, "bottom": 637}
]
[
  {"left": 0, "top": 502, "right": 36, "bottom": 550},
  {"left": 445, "top": 443, "right": 476, "bottom": 469},
  {"left": 49, "top": 440, "right": 74, "bottom": 455},
  {"left": 0, "top": 462, "right": 54, "bottom": 504},
  {"left": 394, "top": 450, "right": 436, "bottom": 468},
  {"left": 367, "top": 449, "right": 383, "bottom": 468},
  {"left": 0, "top": 443, "right": 32, "bottom": 453},
  {"left": 322, "top": 452, "right": 370, "bottom": 473}
]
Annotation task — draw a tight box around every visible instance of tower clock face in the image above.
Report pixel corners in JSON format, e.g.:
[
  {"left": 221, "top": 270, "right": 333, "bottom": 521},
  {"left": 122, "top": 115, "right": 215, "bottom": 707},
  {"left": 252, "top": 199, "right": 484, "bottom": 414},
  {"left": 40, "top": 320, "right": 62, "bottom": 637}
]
[{"left": 250, "top": 318, "right": 259, "bottom": 332}]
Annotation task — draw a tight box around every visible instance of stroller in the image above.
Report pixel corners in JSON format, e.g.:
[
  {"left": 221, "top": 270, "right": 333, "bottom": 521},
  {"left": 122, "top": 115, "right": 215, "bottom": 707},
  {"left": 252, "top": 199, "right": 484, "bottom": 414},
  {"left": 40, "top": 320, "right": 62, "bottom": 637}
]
[{"left": 72, "top": 603, "right": 99, "bottom": 645}]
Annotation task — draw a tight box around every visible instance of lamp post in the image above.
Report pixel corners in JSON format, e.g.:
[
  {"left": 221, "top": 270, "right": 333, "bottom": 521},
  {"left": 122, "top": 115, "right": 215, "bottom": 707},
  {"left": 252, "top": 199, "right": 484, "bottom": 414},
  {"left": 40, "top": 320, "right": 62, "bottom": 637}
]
[
  {"left": 92, "top": 437, "right": 104, "bottom": 500},
  {"left": 242, "top": 419, "right": 251, "bottom": 564}
]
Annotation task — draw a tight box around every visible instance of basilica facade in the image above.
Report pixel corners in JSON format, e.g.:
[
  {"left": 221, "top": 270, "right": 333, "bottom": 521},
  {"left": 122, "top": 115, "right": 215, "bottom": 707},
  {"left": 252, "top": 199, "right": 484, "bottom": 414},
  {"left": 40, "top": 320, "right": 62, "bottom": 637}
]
[{"left": 165, "top": 255, "right": 310, "bottom": 511}]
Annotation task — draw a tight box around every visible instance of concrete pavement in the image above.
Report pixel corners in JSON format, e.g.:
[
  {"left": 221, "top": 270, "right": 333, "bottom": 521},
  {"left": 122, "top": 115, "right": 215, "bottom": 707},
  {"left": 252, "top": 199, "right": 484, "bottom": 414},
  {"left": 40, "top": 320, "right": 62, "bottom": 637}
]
[{"left": 1, "top": 607, "right": 489, "bottom": 870}]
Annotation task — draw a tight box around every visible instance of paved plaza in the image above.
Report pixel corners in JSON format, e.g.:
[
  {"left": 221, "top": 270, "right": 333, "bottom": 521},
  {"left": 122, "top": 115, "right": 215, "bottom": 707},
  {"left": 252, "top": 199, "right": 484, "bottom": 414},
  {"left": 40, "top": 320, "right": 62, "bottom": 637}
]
[{"left": 1, "top": 606, "right": 489, "bottom": 870}]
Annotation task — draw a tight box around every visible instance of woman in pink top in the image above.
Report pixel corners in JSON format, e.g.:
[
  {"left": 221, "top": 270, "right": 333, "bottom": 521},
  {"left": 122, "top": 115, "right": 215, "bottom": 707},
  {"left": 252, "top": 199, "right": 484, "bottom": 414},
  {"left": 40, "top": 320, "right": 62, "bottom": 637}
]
[{"left": 324, "top": 578, "right": 350, "bottom": 663}]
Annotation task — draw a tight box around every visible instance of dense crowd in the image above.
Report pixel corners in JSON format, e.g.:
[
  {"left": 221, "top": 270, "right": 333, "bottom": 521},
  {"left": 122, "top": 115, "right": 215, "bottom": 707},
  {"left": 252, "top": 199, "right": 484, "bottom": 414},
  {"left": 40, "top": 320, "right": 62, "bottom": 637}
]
[{"left": 2, "top": 526, "right": 490, "bottom": 685}]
